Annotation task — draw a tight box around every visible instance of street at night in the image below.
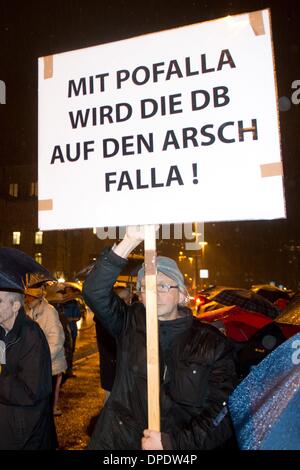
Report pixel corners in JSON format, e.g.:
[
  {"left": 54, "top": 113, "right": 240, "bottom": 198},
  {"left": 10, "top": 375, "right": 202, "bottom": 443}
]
[
  {"left": 54, "top": 311, "right": 103, "bottom": 450},
  {"left": 1, "top": 0, "right": 300, "bottom": 465}
]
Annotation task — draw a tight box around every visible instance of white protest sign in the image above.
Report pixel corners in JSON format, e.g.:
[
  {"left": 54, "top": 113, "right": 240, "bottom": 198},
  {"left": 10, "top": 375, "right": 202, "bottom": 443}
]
[{"left": 38, "top": 9, "right": 285, "bottom": 230}]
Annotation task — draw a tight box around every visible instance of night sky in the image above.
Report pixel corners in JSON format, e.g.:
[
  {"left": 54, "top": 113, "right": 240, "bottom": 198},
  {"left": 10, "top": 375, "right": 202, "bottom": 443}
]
[{"left": 0, "top": 0, "right": 299, "bottom": 287}]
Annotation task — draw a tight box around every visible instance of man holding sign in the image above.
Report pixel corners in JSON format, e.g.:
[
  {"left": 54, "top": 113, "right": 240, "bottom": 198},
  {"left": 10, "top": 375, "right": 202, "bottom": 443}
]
[{"left": 83, "top": 226, "right": 237, "bottom": 450}]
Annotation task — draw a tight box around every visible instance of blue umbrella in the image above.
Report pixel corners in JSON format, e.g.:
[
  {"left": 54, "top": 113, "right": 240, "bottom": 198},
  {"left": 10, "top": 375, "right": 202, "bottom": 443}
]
[{"left": 229, "top": 332, "right": 300, "bottom": 450}]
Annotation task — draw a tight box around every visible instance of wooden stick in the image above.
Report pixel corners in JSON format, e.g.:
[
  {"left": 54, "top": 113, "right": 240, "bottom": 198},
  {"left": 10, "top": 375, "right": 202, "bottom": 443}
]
[{"left": 144, "top": 224, "right": 160, "bottom": 431}]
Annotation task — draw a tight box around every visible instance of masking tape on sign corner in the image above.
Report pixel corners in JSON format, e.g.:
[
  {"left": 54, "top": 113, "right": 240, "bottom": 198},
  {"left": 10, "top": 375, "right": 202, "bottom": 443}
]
[
  {"left": 249, "top": 11, "right": 265, "bottom": 36},
  {"left": 38, "top": 199, "right": 53, "bottom": 211},
  {"left": 43, "top": 55, "right": 53, "bottom": 79},
  {"left": 260, "top": 162, "right": 283, "bottom": 178}
]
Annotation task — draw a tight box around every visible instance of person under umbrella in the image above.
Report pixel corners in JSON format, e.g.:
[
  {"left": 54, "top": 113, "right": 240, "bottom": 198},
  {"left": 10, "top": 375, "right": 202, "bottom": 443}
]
[
  {"left": 25, "top": 284, "right": 67, "bottom": 416},
  {"left": 0, "top": 269, "right": 55, "bottom": 449},
  {"left": 58, "top": 284, "right": 82, "bottom": 379},
  {"left": 0, "top": 247, "right": 66, "bottom": 417}
]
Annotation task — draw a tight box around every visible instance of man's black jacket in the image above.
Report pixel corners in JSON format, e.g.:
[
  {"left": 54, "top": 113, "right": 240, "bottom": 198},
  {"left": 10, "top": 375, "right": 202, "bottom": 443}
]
[
  {"left": 0, "top": 308, "right": 55, "bottom": 450},
  {"left": 83, "top": 248, "right": 237, "bottom": 450}
]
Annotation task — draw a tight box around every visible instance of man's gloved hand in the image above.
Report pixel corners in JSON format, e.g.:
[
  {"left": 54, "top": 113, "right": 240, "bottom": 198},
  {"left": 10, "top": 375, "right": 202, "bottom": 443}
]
[{"left": 113, "top": 225, "right": 160, "bottom": 259}]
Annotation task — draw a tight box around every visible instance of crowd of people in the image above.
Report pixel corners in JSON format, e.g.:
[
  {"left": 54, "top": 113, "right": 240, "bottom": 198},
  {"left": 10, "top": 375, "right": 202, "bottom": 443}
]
[
  {"left": 0, "top": 263, "right": 83, "bottom": 449},
  {"left": 0, "top": 226, "right": 298, "bottom": 450}
]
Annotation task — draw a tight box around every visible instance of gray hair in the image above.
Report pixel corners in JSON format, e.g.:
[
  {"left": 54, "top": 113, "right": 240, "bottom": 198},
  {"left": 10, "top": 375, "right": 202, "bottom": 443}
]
[{"left": 7, "top": 291, "right": 24, "bottom": 306}]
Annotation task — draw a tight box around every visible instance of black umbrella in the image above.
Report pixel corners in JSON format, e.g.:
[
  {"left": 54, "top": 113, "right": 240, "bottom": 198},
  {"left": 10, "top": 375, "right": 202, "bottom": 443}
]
[
  {"left": 0, "top": 247, "right": 55, "bottom": 290},
  {"left": 73, "top": 262, "right": 95, "bottom": 280},
  {"left": 0, "top": 270, "right": 23, "bottom": 291},
  {"left": 251, "top": 284, "right": 291, "bottom": 303},
  {"left": 211, "top": 288, "right": 280, "bottom": 319},
  {"left": 276, "top": 291, "right": 300, "bottom": 325},
  {"left": 74, "top": 256, "right": 143, "bottom": 280}
]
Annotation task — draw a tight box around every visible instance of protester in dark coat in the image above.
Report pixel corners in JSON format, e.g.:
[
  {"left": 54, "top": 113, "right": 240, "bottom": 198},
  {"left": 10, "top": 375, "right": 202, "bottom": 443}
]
[
  {"left": 94, "top": 318, "right": 117, "bottom": 395},
  {"left": 0, "top": 287, "right": 55, "bottom": 450},
  {"left": 83, "top": 226, "right": 237, "bottom": 450},
  {"left": 93, "top": 287, "right": 129, "bottom": 400},
  {"left": 62, "top": 291, "right": 82, "bottom": 378}
]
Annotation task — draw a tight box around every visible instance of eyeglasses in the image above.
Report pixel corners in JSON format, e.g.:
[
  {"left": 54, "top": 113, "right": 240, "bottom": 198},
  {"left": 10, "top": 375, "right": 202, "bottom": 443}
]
[{"left": 140, "top": 284, "right": 179, "bottom": 293}]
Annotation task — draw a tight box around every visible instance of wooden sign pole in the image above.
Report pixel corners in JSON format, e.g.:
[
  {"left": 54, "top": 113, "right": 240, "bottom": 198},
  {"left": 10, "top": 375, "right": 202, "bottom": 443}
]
[{"left": 144, "top": 224, "right": 160, "bottom": 431}]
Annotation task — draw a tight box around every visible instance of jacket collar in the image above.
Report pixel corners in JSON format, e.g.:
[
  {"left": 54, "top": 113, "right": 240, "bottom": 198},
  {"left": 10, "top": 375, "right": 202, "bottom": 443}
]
[
  {"left": 159, "top": 307, "right": 193, "bottom": 352},
  {"left": 0, "top": 308, "right": 26, "bottom": 343}
]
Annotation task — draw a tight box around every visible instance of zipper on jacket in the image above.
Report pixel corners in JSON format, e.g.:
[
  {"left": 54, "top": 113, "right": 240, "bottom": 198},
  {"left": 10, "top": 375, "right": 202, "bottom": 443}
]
[
  {"left": 5, "top": 337, "right": 21, "bottom": 350},
  {"left": 163, "top": 364, "right": 167, "bottom": 383}
]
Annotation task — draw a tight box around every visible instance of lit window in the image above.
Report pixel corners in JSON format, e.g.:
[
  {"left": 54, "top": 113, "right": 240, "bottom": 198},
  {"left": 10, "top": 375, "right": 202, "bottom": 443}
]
[
  {"left": 35, "top": 253, "right": 42, "bottom": 264},
  {"left": 9, "top": 183, "right": 18, "bottom": 197},
  {"left": 30, "top": 182, "right": 38, "bottom": 197},
  {"left": 12, "top": 232, "right": 21, "bottom": 245},
  {"left": 35, "top": 231, "right": 43, "bottom": 244}
]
